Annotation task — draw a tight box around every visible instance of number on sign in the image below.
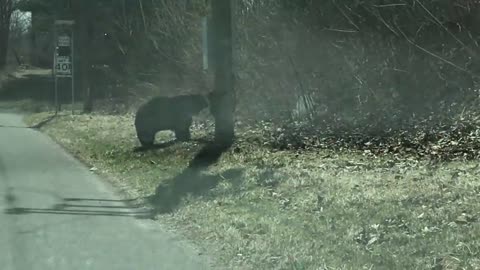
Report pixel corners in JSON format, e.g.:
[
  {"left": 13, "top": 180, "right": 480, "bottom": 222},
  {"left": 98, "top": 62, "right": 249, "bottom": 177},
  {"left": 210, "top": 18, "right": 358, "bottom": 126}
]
[{"left": 56, "top": 63, "right": 72, "bottom": 73}]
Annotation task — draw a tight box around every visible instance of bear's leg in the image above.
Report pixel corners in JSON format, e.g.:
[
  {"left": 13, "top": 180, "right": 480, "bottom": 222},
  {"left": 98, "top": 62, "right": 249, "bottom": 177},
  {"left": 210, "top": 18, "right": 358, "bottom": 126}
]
[
  {"left": 175, "top": 117, "right": 192, "bottom": 141},
  {"left": 137, "top": 130, "right": 156, "bottom": 147}
]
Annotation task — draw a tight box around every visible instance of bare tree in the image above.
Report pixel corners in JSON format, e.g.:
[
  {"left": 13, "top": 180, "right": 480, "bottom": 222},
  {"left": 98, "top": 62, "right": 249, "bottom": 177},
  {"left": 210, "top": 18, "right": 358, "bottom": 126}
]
[
  {"left": 9, "top": 10, "right": 30, "bottom": 65},
  {"left": 0, "top": 0, "right": 14, "bottom": 69}
]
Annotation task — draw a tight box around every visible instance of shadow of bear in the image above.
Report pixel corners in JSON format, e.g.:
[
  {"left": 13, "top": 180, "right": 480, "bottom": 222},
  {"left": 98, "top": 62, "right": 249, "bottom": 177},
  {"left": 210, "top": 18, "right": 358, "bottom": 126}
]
[{"left": 147, "top": 141, "right": 243, "bottom": 214}]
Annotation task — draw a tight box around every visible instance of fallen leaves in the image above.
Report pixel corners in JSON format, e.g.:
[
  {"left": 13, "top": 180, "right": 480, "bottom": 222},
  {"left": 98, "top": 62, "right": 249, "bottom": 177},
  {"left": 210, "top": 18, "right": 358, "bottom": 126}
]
[{"left": 260, "top": 115, "right": 480, "bottom": 162}]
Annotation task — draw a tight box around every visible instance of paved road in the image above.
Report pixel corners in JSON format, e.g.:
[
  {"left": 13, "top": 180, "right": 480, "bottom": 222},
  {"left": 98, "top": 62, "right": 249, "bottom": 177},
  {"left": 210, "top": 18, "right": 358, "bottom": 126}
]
[{"left": 0, "top": 113, "right": 212, "bottom": 270}]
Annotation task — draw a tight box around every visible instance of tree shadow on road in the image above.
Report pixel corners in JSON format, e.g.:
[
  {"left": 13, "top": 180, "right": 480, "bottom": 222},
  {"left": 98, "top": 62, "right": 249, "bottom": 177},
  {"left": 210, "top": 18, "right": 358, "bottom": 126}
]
[
  {"left": 29, "top": 114, "right": 57, "bottom": 129},
  {"left": 146, "top": 140, "right": 239, "bottom": 214},
  {"left": 4, "top": 197, "right": 155, "bottom": 219},
  {"left": 0, "top": 114, "right": 57, "bottom": 129}
]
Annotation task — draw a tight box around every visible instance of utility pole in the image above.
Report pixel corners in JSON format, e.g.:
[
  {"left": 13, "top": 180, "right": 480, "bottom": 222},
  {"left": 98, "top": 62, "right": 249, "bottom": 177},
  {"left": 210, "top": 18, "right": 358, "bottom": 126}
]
[
  {"left": 210, "top": 0, "right": 235, "bottom": 146},
  {"left": 70, "top": 0, "right": 92, "bottom": 113},
  {"left": 78, "top": 1, "right": 92, "bottom": 113}
]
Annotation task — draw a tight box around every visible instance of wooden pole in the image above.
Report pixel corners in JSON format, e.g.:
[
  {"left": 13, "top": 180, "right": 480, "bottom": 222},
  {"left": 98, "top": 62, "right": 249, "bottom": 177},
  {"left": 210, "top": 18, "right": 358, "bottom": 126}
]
[{"left": 210, "top": 0, "right": 235, "bottom": 145}]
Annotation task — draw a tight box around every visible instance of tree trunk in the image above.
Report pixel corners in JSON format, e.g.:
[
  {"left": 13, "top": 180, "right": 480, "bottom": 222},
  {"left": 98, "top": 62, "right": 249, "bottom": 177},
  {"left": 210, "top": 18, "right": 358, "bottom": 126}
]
[
  {"left": 12, "top": 48, "right": 22, "bottom": 65},
  {"left": 210, "top": 0, "right": 235, "bottom": 146},
  {"left": 30, "top": 12, "right": 38, "bottom": 67},
  {"left": 80, "top": 21, "right": 93, "bottom": 113},
  {"left": 0, "top": 0, "right": 13, "bottom": 69},
  {"left": 0, "top": 0, "right": 13, "bottom": 70},
  {"left": 74, "top": 1, "right": 93, "bottom": 113},
  {"left": 0, "top": 27, "right": 8, "bottom": 69}
]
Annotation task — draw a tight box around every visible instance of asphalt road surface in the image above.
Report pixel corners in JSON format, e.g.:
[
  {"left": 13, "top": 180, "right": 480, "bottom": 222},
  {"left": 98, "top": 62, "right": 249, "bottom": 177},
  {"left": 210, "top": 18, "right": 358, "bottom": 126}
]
[{"left": 0, "top": 113, "right": 212, "bottom": 270}]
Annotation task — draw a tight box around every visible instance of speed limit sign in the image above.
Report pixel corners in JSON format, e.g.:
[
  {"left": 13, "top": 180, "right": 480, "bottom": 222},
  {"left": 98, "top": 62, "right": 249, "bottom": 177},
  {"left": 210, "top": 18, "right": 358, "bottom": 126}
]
[
  {"left": 55, "top": 56, "right": 72, "bottom": 76},
  {"left": 53, "top": 20, "right": 75, "bottom": 115}
]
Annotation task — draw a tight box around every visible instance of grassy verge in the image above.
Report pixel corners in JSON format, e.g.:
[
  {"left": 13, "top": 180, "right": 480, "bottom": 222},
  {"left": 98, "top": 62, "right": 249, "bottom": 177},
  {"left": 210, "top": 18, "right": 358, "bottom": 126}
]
[{"left": 25, "top": 112, "right": 480, "bottom": 270}]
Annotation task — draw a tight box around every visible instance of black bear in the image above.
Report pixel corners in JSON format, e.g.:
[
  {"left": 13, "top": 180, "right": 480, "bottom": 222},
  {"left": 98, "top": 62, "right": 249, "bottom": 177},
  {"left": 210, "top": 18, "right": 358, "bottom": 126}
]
[{"left": 134, "top": 94, "right": 209, "bottom": 147}]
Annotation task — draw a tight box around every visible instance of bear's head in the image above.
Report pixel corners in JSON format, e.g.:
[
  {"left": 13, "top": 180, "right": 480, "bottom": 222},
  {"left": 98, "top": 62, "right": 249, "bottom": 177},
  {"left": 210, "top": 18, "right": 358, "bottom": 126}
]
[{"left": 189, "top": 94, "right": 209, "bottom": 114}]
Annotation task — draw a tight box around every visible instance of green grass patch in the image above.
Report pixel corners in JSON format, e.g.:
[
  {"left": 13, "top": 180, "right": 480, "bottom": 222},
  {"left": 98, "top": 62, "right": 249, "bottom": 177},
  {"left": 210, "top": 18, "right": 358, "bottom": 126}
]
[{"left": 25, "top": 112, "right": 480, "bottom": 270}]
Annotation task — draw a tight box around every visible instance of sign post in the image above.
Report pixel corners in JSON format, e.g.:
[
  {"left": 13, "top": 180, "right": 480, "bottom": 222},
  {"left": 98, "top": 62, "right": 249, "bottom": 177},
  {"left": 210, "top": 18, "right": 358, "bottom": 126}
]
[
  {"left": 53, "top": 20, "right": 75, "bottom": 115},
  {"left": 202, "top": 17, "right": 208, "bottom": 71}
]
